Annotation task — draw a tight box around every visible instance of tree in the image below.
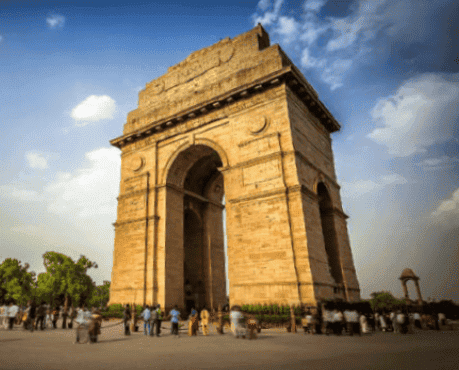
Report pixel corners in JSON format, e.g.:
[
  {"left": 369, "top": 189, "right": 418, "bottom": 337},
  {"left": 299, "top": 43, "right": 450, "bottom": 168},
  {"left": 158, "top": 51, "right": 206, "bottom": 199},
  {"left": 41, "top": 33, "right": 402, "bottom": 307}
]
[
  {"left": 36, "top": 252, "right": 97, "bottom": 307},
  {"left": 88, "top": 281, "right": 110, "bottom": 308},
  {"left": 369, "top": 291, "right": 405, "bottom": 312},
  {"left": 0, "top": 258, "right": 36, "bottom": 306}
]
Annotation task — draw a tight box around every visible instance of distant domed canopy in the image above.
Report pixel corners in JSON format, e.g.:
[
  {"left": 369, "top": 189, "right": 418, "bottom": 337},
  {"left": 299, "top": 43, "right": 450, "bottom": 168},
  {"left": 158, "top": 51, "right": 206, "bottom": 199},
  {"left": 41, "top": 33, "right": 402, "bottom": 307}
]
[{"left": 399, "top": 268, "right": 419, "bottom": 280}]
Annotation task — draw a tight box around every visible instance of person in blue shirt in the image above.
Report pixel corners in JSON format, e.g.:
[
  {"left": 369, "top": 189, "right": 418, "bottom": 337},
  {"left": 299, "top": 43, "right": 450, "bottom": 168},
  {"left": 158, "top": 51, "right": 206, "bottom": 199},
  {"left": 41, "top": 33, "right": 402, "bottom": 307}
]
[
  {"left": 140, "top": 305, "right": 151, "bottom": 335},
  {"left": 168, "top": 305, "right": 181, "bottom": 337}
]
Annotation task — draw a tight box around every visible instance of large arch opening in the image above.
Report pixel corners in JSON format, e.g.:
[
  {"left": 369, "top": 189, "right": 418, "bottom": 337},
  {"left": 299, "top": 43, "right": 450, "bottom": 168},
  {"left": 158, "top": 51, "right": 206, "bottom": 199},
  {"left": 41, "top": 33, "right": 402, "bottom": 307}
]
[
  {"left": 317, "top": 182, "right": 343, "bottom": 285},
  {"left": 166, "top": 144, "right": 227, "bottom": 312}
]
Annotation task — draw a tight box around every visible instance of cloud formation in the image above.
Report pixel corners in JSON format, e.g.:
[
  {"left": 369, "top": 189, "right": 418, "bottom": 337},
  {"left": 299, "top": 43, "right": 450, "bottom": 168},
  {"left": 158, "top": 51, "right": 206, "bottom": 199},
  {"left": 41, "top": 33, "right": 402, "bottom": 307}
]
[
  {"left": 45, "top": 147, "right": 121, "bottom": 218},
  {"left": 431, "top": 188, "right": 459, "bottom": 227},
  {"left": 46, "top": 14, "right": 65, "bottom": 29},
  {"left": 418, "top": 156, "right": 459, "bottom": 171},
  {"left": 341, "top": 174, "right": 407, "bottom": 199},
  {"left": 368, "top": 73, "right": 459, "bottom": 156},
  {"left": 252, "top": 0, "right": 438, "bottom": 90},
  {"left": 71, "top": 95, "right": 116, "bottom": 126},
  {"left": 25, "top": 151, "right": 49, "bottom": 169}
]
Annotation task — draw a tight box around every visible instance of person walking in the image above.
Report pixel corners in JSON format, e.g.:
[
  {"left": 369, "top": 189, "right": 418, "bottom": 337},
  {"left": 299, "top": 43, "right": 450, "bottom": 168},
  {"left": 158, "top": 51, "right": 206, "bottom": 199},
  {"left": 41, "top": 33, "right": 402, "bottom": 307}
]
[
  {"left": 155, "top": 305, "right": 163, "bottom": 337},
  {"left": 140, "top": 305, "right": 151, "bottom": 336},
  {"left": 168, "top": 305, "right": 181, "bottom": 337},
  {"left": 200, "top": 306, "right": 210, "bottom": 336}
]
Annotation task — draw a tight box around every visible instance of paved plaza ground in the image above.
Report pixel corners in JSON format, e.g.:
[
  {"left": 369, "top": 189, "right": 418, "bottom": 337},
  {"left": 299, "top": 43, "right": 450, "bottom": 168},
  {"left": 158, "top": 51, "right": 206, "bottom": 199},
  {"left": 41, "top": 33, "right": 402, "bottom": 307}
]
[{"left": 1, "top": 320, "right": 458, "bottom": 370}]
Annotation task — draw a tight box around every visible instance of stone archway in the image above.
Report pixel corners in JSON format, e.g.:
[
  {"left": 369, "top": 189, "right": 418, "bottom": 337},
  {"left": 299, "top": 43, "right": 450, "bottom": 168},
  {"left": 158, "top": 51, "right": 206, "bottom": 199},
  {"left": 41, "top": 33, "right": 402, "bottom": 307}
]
[
  {"left": 109, "top": 25, "right": 361, "bottom": 310},
  {"left": 399, "top": 268, "right": 423, "bottom": 305},
  {"left": 165, "top": 144, "right": 226, "bottom": 312}
]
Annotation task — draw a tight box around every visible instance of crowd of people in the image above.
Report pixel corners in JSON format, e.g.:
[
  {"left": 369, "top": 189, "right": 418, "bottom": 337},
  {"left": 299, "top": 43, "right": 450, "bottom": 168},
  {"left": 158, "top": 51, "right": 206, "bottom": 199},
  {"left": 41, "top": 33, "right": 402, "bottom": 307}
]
[
  {"left": 1, "top": 299, "right": 453, "bottom": 343},
  {"left": 0, "top": 300, "right": 103, "bottom": 344}
]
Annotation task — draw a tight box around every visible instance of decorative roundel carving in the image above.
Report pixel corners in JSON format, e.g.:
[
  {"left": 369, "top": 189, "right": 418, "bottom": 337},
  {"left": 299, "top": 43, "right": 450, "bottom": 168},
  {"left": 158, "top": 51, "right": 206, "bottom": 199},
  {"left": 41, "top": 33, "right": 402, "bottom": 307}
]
[
  {"left": 249, "top": 116, "right": 268, "bottom": 135},
  {"left": 131, "top": 156, "right": 145, "bottom": 172}
]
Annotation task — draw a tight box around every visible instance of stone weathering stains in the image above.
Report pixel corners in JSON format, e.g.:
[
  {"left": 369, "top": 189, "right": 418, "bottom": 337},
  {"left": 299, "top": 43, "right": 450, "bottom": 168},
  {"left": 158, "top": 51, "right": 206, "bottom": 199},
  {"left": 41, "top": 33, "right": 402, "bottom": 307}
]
[{"left": 109, "top": 25, "right": 360, "bottom": 311}]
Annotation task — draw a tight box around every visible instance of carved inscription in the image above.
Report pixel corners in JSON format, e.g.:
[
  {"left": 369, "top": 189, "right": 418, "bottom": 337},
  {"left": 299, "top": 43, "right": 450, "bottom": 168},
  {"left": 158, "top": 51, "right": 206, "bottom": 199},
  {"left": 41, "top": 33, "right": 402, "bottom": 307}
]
[{"left": 242, "top": 159, "right": 281, "bottom": 186}]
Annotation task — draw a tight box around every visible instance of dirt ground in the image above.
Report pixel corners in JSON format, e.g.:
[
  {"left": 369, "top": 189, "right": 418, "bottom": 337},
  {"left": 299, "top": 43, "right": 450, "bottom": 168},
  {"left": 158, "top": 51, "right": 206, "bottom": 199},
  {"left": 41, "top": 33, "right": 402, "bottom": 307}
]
[{"left": 0, "top": 320, "right": 458, "bottom": 370}]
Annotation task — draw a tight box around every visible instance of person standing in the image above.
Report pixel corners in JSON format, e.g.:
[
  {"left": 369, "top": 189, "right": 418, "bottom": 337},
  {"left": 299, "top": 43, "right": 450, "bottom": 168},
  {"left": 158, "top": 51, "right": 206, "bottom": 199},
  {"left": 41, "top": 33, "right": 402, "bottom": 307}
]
[
  {"left": 123, "top": 304, "right": 131, "bottom": 336},
  {"left": 230, "top": 306, "right": 246, "bottom": 339},
  {"left": 149, "top": 305, "right": 157, "bottom": 337},
  {"left": 0, "top": 301, "right": 7, "bottom": 329},
  {"left": 333, "top": 309, "right": 344, "bottom": 335},
  {"left": 360, "top": 313, "right": 369, "bottom": 334},
  {"left": 52, "top": 306, "right": 59, "bottom": 329},
  {"left": 169, "top": 305, "right": 181, "bottom": 337},
  {"left": 397, "top": 310, "right": 407, "bottom": 334},
  {"left": 140, "top": 305, "right": 151, "bottom": 336},
  {"left": 27, "top": 301, "right": 36, "bottom": 332},
  {"left": 68, "top": 306, "right": 75, "bottom": 329},
  {"left": 246, "top": 314, "right": 258, "bottom": 340},
  {"left": 155, "top": 305, "right": 163, "bottom": 337},
  {"left": 7, "top": 301, "right": 19, "bottom": 330},
  {"left": 74, "top": 306, "right": 88, "bottom": 344},
  {"left": 35, "top": 302, "right": 46, "bottom": 331},
  {"left": 323, "top": 306, "right": 332, "bottom": 336},
  {"left": 188, "top": 308, "right": 199, "bottom": 336},
  {"left": 413, "top": 311, "right": 422, "bottom": 329},
  {"left": 200, "top": 306, "right": 210, "bottom": 336}
]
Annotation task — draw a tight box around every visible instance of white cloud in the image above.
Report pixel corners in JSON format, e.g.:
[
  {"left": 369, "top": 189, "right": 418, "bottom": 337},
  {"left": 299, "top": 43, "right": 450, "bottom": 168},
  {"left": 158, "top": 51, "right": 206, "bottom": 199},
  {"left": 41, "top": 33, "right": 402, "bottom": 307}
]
[
  {"left": 304, "top": 0, "right": 326, "bottom": 12},
  {"left": 25, "top": 151, "right": 49, "bottom": 169},
  {"left": 320, "top": 59, "right": 353, "bottom": 90},
  {"left": 251, "top": 0, "right": 436, "bottom": 91},
  {"left": 46, "top": 14, "right": 65, "bottom": 29},
  {"left": 418, "top": 156, "right": 459, "bottom": 171},
  {"left": 45, "top": 147, "right": 121, "bottom": 218},
  {"left": 368, "top": 73, "right": 459, "bottom": 156},
  {"left": 341, "top": 173, "right": 407, "bottom": 198},
  {"left": 431, "top": 188, "right": 459, "bottom": 227},
  {"left": 71, "top": 95, "right": 116, "bottom": 126},
  {"left": 258, "top": 0, "right": 271, "bottom": 11},
  {"left": 300, "top": 22, "right": 328, "bottom": 44},
  {"left": 300, "top": 48, "right": 326, "bottom": 69},
  {"left": 276, "top": 16, "right": 300, "bottom": 43},
  {"left": 253, "top": 0, "right": 284, "bottom": 26},
  {"left": 0, "top": 186, "right": 44, "bottom": 202}
]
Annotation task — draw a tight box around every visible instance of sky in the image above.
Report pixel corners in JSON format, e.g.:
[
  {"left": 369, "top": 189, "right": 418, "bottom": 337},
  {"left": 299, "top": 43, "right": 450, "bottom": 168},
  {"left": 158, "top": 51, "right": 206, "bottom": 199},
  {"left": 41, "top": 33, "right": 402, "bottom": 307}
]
[{"left": 1, "top": 0, "right": 458, "bottom": 302}]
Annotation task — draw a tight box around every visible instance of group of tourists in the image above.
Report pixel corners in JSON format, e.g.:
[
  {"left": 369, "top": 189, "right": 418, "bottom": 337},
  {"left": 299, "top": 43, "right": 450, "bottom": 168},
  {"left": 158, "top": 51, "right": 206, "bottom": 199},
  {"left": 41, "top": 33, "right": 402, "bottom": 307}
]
[
  {"left": 0, "top": 300, "right": 82, "bottom": 331},
  {"left": 0, "top": 299, "right": 104, "bottom": 344},
  {"left": 301, "top": 302, "right": 445, "bottom": 336}
]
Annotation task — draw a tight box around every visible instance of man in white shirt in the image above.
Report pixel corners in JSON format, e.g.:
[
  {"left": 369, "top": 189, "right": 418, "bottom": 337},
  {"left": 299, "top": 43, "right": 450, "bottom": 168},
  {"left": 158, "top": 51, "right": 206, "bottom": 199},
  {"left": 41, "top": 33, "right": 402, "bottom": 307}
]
[
  {"left": 7, "top": 301, "right": 19, "bottom": 330},
  {"left": 74, "top": 306, "right": 89, "bottom": 344}
]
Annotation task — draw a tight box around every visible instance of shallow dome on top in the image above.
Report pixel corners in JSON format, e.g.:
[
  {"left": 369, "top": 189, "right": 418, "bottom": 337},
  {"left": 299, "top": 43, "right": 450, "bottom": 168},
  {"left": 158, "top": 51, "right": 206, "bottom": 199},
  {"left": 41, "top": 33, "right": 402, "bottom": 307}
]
[{"left": 400, "top": 268, "right": 419, "bottom": 280}]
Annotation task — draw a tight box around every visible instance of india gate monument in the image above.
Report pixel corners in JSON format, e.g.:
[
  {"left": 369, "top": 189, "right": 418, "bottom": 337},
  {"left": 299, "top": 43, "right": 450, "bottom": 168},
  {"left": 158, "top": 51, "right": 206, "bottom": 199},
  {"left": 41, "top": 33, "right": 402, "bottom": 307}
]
[{"left": 109, "top": 25, "right": 360, "bottom": 311}]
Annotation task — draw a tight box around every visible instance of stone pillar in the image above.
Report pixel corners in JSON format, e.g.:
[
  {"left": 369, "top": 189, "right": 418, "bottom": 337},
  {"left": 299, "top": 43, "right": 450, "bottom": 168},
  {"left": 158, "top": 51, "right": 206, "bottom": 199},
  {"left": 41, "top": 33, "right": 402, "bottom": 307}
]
[
  {"left": 401, "top": 281, "right": 409, "bottom": 300},
  {"left": 414, "top": 280, "right": 423, "bottom": 304}
]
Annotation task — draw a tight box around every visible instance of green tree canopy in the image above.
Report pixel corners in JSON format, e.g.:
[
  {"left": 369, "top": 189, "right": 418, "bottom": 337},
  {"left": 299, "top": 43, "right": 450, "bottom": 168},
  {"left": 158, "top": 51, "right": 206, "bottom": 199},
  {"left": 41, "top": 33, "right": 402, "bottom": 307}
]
[
  {"left": 36, "top": 252, "right": 97, "bottom": 307},
  {"left": 370, "top": 291, "right": 405, "bottom": 312},
  {"left": 88, "top": 280, "right": 110, "bottom": 308},
  {"left": 0, "top": 258, "right": 36, "bottom": 306}
]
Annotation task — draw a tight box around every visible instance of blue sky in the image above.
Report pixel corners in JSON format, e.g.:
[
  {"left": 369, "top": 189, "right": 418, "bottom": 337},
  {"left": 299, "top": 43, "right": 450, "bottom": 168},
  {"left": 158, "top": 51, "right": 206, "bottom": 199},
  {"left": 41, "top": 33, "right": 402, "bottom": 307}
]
[{"left": 1, "top": 0, "right": 458, "bottom": 302}]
